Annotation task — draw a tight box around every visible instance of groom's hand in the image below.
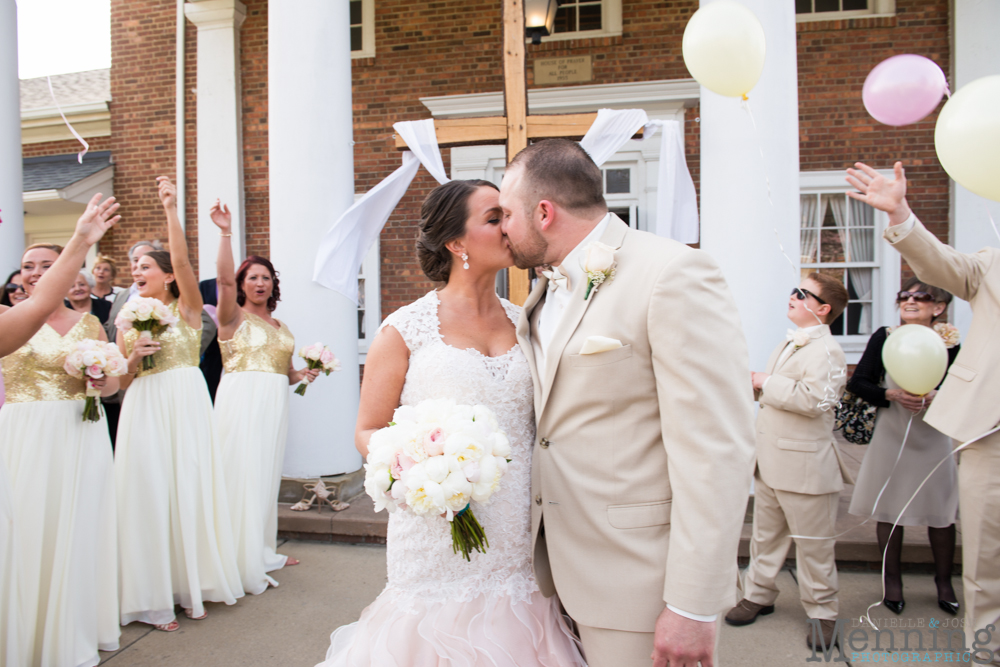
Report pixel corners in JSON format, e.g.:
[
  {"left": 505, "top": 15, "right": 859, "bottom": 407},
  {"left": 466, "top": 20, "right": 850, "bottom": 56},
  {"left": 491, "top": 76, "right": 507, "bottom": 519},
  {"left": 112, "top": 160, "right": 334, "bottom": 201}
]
[{"left": 652, "top": 606, "right": 715, "bottom": 667}]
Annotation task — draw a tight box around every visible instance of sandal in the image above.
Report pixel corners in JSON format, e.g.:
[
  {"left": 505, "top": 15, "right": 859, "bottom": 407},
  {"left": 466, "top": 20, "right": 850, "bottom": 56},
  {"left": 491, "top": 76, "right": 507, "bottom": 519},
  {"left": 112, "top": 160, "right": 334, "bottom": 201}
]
[
  {"left": 154, "top": 620, "right": 180, "bottom": 632},
  {"left": 313, "top": 480, "right": 350, "bottom": 513},
  {"left": 184, "top": 608, "right": 207, "bottom": 620}
]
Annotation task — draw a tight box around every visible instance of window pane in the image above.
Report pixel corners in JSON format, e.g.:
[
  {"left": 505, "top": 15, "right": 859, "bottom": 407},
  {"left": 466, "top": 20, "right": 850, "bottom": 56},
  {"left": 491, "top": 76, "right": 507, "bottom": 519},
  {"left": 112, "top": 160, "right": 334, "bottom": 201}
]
[
  {"left": 349, "top": 0, "right": 362, "bottom": 26},
  {"left": 554, "top": 6, "right": 576, "bottom": 33},
  {"left": 814, "top": 0, "right": 839, "bottom": 11},
  {"left": 350, "top": 26, "right": 363, "bottom": 52},
  {"left": 609, "top": 206, "right": 631, "bottom": 228},
  {"left": 795, "top": 0, "right": 813, "bottom": 13},
  {"left": 605, "top": 168, "right": 630, "bottom": 194},
  {"left": 842, "top": 0, "right": 868, "bottom": 9},
  {"left": 800, "top": 194, "right": 819, "bottom": 263},
  {"left": 578, "top": 4, "right": 602, "bottom": 31},
  {"left": 819, "top": 202, "right": 846, "bottom": 263}
]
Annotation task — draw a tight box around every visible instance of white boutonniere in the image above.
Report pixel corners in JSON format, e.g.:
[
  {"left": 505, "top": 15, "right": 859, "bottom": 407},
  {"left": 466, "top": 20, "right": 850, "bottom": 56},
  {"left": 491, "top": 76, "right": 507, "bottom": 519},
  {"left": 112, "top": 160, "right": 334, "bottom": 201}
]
[
  {"left": 933, "top": 322, "right": 960, "bottom": 349},
  {"left": 582, "top": 242, "right": 616, "bottom": 300},
  {"left": 786, "top": 328, "right": 810, "bottom": 349}
]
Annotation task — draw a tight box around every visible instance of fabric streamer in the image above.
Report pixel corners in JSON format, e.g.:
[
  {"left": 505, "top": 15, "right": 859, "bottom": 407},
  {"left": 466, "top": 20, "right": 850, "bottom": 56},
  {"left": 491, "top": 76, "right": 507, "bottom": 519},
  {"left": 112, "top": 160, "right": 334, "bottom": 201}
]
[
  {"left": 312, "top": 119, "right": 448, "bottom": 304},
  {"left": 46, "top": 76, "right": 89, "bottom": 164}
]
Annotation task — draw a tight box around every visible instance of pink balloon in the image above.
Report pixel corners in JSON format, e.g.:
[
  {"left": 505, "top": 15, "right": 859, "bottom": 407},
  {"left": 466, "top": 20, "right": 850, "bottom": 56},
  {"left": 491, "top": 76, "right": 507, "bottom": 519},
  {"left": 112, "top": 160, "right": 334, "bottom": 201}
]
[{"left": 863, "top": 54, "right": 949, "bottom": 126}]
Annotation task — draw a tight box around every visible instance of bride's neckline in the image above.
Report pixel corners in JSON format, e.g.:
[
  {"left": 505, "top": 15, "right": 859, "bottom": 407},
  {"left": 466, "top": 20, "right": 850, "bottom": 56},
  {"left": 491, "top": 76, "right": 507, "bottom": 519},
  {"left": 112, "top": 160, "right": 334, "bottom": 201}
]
[{"left": 429, "top": 290, "right": 519, "bottom": 361}]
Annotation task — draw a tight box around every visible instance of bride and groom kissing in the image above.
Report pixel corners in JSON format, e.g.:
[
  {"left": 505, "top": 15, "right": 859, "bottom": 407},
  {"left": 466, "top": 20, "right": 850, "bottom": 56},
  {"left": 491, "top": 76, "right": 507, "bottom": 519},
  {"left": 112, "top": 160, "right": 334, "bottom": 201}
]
[{"left": 319, "top": 139, "right": 756, "bottom": 667}]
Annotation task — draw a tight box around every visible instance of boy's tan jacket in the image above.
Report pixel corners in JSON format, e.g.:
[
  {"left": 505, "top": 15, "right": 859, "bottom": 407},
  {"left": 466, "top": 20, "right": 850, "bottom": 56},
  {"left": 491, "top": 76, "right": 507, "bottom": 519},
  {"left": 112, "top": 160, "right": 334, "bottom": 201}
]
[
  {"left": 885, "top": 217, "right": 1000, "bottom": 443},
  {"left": 755, "top": 326, "right": 852, "bottom": 495},
  {"left": 515, "top": 216, "right": 756, "bottom": 631}
]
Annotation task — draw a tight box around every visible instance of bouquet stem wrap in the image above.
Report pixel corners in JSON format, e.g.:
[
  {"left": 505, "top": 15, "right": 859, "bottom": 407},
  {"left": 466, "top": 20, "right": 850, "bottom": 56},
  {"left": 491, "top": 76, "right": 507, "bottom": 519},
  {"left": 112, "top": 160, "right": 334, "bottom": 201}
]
[
  {"left": 450, "top": 505, "right": 489, "bottom": 561},
  {"left": 82, "top": 380, "right": 103, "bottom": 423},
  {"left": 137, "top": 329, "right": 156, "bottom": 371}
]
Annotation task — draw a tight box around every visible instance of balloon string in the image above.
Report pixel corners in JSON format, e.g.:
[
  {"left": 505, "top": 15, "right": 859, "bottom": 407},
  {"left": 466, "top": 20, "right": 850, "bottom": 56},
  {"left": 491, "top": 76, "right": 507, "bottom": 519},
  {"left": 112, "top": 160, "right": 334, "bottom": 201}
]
[
  {"left": 987, "top": 206, "right": 1000, "bottom": 245},
  {"left": 47, "top": 75, "right": 90, "bottom": 164}
]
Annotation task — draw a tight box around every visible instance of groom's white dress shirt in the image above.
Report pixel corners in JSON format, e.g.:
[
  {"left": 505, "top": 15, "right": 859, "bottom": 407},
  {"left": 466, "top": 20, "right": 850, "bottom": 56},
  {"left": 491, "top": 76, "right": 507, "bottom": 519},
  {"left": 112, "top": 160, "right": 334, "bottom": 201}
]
[{"left": 528, "top": 212, "right": 716, "bottom": 624}]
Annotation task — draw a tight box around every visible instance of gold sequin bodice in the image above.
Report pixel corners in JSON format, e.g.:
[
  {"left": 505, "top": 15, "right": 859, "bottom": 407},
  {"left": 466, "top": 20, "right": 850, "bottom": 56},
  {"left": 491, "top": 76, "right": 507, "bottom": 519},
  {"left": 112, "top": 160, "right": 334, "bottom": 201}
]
[
  {"left": 220, "top": 311, "right": 294, "bottom": 375},
  {"left": 124, "top": 300, "right": 201, "bottom": 377},
  {"left": 1, "top": 314, "right": 101, "bottom": 403}
]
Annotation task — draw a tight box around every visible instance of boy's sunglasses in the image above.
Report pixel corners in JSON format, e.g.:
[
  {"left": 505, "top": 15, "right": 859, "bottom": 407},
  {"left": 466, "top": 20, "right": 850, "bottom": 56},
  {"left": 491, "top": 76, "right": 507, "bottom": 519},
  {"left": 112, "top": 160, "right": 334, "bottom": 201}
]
[
  {"left": 896, "top": 290, "right": 935, "bottom": 303},
  {"left": 791, "top": 287, "right": 827, "bottom": 306}
]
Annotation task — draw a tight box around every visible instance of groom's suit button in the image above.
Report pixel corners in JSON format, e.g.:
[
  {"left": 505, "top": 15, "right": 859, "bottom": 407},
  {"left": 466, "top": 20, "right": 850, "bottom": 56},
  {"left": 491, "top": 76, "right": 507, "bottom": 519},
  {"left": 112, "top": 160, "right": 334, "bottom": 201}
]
[
  {"left": 535, "top": 494, "right": 542, "bottom": 505},
  {"left": 539, "top": 438, "right": 550, "bottom": 449}
]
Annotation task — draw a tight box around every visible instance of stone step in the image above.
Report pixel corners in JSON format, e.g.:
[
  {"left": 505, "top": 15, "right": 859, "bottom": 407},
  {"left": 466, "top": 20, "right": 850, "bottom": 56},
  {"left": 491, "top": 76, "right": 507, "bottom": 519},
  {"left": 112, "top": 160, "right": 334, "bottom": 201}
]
[{"left": 278, "top": 492, "right": 387, "bottom": 544}]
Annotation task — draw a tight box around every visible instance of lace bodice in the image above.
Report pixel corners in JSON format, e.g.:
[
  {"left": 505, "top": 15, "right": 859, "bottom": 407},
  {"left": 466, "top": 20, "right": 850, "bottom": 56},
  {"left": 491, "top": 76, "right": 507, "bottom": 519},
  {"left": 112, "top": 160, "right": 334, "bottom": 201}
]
[{"left": 377, "top": 291, "right": 537, "bottom": 607}]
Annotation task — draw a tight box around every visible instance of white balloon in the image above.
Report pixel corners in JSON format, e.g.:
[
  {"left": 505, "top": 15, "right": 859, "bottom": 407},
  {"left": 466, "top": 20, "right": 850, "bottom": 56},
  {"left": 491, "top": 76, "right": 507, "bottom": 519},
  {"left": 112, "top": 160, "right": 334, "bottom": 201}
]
[
  {"left": 882, "top": 324, "right": 948, "bottom": 396},
  {"left": 682, "top": 1, "right": 766, "bottom": 99},
  {"left": 934, "top": 75, "right": 1000, "bottom": 202}
]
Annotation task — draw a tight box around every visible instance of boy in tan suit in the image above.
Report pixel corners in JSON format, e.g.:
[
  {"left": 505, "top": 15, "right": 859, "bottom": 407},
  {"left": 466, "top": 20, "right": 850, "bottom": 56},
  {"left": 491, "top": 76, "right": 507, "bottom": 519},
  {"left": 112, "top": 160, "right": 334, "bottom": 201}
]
[
  {"left": 726, "top": 273, "right": 850, "bottom": 651},
  {"left": 848, "top": 161, "right": 1000, "bottom": 662}
]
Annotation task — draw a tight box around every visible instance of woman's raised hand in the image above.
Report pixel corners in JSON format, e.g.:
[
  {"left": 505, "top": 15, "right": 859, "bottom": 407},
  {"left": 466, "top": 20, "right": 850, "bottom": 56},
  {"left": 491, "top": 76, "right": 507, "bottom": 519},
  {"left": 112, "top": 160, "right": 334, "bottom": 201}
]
[
  {"left": 74, "top": 193, "right": 121, "bottom": 246},
  {"left": 156, "top": 176, "right": 177, "bottom": 210},
  {"left": 209, "top": 199, "right": 232, "bottom": 232}
]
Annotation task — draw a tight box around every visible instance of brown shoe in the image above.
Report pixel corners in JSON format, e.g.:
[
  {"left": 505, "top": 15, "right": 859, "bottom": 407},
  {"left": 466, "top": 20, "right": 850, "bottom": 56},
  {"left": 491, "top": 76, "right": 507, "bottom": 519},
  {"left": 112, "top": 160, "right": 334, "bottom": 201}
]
[
  {"left": 806, "top": 619, "right": 839, "bottom": 651},
  {"left": 724, "top": 599, "right": 775, "bottom": 626}
]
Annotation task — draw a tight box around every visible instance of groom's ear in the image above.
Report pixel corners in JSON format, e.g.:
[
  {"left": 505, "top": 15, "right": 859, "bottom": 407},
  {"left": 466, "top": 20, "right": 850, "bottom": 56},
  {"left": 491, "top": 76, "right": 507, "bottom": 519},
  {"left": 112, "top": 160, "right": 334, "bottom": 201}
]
[{"left": 537, "top": 200, "right": 556, "bottom": 231}]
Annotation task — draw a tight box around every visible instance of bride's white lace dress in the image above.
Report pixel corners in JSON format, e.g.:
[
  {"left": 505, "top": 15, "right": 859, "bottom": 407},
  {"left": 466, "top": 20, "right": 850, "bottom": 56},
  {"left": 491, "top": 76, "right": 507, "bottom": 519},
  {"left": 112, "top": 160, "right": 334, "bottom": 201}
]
[{"left": 318, "top": 291, "right": 584, "bottom": 667}]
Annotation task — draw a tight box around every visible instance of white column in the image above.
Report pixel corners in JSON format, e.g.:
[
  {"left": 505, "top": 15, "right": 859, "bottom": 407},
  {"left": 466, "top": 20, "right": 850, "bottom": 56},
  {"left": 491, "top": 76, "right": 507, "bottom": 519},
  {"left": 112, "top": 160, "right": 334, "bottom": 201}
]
[
  {"left": 269, "top": 1, "right": 361, "bottom": 477},
  {"left": 699, "top": 0, "right": 800, "bottom": 372},
  {"left": 0, "top": 0, "right": 24, "bottom": 275},
  {"left": 951, "top": 0, "right": 1000, "bottom": 336},
  {"left": 184, "top": 0, "right": 246, "bottom": 279}
]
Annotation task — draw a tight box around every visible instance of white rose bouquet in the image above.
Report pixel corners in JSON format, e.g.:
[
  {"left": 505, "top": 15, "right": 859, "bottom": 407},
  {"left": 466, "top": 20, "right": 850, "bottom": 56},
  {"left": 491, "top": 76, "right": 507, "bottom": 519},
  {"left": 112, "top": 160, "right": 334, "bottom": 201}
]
[
  {"left": 63, "top": 339, "right": 128, "bottom": 422},
  {"left": 363, "top": 398, "right": 512, "bottom": 561},
  {"left": 114, "top": 297, "right": 178, "bottom": 371},
  {"left": 295, "top": 343, "right": 341, "bottom": 396}
]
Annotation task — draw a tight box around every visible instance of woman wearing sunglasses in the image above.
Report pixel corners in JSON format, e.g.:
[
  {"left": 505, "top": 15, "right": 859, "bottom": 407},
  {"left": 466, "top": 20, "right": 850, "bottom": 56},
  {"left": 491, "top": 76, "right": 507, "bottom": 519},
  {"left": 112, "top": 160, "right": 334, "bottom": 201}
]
[
  {"left": 1, "top": 271, "right": 28, "bottom": 307},
  {"left": 847, "top": 277, "right": 961, "bottom": 616}
]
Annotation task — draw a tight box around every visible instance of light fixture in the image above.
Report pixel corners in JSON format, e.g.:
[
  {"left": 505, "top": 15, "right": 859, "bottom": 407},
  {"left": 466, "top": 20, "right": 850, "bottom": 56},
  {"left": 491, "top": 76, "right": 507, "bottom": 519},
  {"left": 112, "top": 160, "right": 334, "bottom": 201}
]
[{"left": 524, "top": 0, "right": 557, "bottom": 45}]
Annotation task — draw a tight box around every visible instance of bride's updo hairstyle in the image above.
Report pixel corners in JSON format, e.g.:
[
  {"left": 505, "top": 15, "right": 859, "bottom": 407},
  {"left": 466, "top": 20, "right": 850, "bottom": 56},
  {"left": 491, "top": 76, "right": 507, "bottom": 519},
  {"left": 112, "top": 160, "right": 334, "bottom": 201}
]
[{"left": 417, "top": 179, "right": 498, "bottom": 283}]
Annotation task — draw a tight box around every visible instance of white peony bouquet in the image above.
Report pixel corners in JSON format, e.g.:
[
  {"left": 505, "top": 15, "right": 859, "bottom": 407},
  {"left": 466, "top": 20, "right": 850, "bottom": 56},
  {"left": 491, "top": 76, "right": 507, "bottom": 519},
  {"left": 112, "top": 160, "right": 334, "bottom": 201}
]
[
  {"left": 113, "top": 297, "right": 179, "bottom": 371},
  {"left": 294, "top": 343, "right": 341, "bottom": 396},
  {"left": 364, "top": 398, "right": 512, "bottom": 561},
  {"left": 63, "top": 339, "right": 128, "bottom": 422}
]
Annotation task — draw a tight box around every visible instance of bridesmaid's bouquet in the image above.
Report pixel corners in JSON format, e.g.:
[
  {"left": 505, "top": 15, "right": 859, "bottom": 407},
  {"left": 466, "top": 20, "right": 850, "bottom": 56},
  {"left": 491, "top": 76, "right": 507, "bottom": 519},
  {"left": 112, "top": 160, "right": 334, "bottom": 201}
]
[
  {"left": 364, "top": 398, "right": 512, "bottom": 561},
  {"left": 294, "top": 343, "right": 341, "bottom": 396},
  {"left": 114, "top": 297, "right": 178, "bottom": 371},
  {"left": 63, "top": 340, "right": 128, "bottom": 422}
]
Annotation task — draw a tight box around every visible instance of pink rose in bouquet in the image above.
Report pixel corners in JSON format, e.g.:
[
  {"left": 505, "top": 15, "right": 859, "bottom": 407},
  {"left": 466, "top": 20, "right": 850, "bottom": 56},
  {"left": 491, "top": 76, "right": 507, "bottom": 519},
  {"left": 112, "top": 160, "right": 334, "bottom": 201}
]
[
  {"left": 114, "top": 297, "right": 177, "bottom": 371},
  {"left": 295, "top": 343, "right": 341, "bottom": 396},
  {"left": 64, "top": 340, "right": 127, "bottom": 422}
]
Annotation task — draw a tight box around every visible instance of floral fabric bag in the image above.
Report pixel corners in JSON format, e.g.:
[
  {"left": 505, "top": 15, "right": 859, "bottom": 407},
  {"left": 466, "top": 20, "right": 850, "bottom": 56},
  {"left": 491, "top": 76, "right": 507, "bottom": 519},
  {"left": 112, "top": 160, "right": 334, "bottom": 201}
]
[{"left": 835, "top": 389, "right": 878, "bottom": 445}]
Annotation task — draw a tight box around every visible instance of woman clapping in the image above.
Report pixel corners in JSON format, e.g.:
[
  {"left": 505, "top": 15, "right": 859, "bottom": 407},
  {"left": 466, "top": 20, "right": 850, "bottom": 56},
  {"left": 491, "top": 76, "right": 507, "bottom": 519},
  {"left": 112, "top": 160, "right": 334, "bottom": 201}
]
[
  {"left": 115, "top": 177, "right": 244, "bottom": 632},
  {"left": 209, "top": 200, "right": 317, "bottom": 595}
]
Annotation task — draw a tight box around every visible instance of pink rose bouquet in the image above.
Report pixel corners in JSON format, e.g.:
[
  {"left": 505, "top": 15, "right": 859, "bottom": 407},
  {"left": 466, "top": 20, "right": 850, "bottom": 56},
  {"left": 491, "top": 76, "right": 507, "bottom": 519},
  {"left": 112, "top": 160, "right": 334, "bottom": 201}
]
[
  {"left": 63, "top": 339, "right": 128, "bottom": 422},
  {"left": 295, "top": 343, "right": 341, "bottom": 396},
  {"left": 114, "top": 297, "right": 178, "bottom": 371}
]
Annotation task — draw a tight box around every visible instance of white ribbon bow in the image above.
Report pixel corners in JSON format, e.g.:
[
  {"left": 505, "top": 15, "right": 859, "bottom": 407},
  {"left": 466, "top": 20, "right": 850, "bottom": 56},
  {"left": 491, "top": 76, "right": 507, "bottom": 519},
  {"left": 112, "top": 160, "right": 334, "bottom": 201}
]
[
  {"left": 541, "top": 266, "right": 570, "bottom": 292},
  {"left": 786, "top": 328, "right": 810, "bottom": 348}
]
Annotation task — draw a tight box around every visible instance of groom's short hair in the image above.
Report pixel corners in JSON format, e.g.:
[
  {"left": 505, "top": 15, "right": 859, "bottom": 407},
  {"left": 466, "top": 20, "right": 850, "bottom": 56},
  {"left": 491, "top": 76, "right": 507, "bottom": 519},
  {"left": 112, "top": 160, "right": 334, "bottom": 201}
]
[{"left": 508, "top": 139, "right": 607, "bottom": 215}]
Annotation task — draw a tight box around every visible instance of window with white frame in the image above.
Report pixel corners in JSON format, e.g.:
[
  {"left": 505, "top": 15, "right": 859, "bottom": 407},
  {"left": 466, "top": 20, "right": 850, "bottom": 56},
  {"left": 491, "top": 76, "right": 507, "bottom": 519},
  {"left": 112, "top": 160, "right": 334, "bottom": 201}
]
[
  {"left": 350, "top": 0, "right": 375, "bottom": 59},
  {"left": 795, "top": 0, "right": 895, "bottom": 22},
  {"left": 800, "top": 170, "right": 900, "bottom": 362},
  {"left": 357, "top": 234, "right": 381, "bottom": 363},
  {"left": 541, "top": 0, "right": 622, "bottom": 41}
]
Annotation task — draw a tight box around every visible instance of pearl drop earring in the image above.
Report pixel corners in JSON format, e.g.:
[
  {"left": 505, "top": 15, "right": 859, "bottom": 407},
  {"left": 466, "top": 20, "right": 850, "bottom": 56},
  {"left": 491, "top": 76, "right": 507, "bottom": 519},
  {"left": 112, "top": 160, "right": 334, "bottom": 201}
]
[{"left": 461, "top": 252, "right": 469, "bottom": 270}]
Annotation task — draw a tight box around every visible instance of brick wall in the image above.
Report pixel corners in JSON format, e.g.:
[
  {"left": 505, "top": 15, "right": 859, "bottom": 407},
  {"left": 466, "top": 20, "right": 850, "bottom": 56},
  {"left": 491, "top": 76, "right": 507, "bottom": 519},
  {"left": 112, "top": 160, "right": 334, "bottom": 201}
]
[
  {"left": 797, "top": 0, "right": 951, "bottom": 259},
  {"left": 22, "top": 136, "right": 112, "bottom": 158}
]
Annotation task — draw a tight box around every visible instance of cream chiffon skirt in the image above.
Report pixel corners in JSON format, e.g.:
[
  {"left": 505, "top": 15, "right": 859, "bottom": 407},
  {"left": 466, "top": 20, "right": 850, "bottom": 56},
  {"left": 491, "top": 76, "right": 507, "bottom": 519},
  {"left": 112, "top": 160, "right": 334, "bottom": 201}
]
[
  {"left": 215, "top": 371, "right": 291, "bottom": 595},
  {"left": 0, "top": 400, "right": 119, "bottom": 667},
  {"left": 0, "top": 453, "right": 22, "bottom": 666},
  {"left": 116, "top": 367, "right": 244, "bottom": 626}
]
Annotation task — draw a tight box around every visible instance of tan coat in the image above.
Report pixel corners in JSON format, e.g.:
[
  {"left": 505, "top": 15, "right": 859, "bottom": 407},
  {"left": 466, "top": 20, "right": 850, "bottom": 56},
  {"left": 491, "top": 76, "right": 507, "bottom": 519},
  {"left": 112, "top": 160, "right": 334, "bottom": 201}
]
[
  {"left": 885, "top": 217, "right": 1000, "bottom": 443},
  {"left": 516, "top": 216, "right": 756, "bottom": 631},
  {"left": 755, "top": 326, "right": 853, "bottom": 495}
]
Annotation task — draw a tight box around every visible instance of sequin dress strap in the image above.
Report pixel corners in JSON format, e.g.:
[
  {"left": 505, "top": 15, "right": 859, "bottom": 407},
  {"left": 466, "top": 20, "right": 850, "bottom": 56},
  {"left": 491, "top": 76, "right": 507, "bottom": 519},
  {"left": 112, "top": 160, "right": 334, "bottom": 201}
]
[
  {"left": 1, "top": 313, "right": 102, "bottom": 403},
  {"left": 124, "top": 300, "right": 202, "bottom": 377},
  {"left": 220, "top": 311, "right": 295, "bottom": 375}
]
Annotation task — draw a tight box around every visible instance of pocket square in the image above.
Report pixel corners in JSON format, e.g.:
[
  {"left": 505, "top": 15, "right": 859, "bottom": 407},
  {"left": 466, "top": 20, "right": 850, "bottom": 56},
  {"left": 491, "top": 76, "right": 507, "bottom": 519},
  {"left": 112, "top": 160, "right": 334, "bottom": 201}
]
[{"left": 579, "top": 336, "right": 623, "bottom": 355}]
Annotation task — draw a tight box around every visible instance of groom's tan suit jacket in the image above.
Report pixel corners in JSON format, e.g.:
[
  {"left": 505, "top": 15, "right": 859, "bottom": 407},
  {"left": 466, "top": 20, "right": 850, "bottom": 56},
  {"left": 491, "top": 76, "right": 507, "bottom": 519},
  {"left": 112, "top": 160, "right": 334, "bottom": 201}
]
[
  {"left": 755, "top": 326, "right": 853, "bottom": 495},
  {"left": 516, "top": 216, "right": 756, "bottom": 632}
]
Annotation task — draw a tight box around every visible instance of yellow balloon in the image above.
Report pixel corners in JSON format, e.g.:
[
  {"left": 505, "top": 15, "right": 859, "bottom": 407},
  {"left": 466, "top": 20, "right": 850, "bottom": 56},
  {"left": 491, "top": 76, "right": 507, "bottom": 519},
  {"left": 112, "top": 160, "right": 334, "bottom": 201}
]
[
  {"left": 682, "top": 1, "right": 766, "bottom": 99},
  {"left": 882, "top": 324, "right": 948, "bottom": 396},
  {"left": 934, "top": 75, "right": 1000, "bottom": 202}
]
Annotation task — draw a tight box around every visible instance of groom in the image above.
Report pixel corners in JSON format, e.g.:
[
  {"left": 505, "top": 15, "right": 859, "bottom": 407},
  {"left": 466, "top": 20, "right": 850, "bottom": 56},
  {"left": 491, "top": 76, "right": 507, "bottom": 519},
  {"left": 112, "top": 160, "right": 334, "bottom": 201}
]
[{"left": 500, "top": 139, "right": 756, "bottom": 667}]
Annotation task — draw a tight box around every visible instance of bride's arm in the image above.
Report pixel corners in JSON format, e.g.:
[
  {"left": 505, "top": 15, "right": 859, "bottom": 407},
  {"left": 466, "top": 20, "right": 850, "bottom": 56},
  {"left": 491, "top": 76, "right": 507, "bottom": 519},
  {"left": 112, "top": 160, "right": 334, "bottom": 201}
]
[{"left": 355, "top": 326, "right": 409, "bottom": 459}]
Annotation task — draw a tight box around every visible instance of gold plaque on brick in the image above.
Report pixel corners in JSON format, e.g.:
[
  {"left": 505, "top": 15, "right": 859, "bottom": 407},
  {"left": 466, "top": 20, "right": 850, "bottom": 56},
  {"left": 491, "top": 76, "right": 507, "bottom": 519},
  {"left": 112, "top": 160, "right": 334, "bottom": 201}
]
[{"left": 533, "top": 56, "right": 593, "bottom": 85}]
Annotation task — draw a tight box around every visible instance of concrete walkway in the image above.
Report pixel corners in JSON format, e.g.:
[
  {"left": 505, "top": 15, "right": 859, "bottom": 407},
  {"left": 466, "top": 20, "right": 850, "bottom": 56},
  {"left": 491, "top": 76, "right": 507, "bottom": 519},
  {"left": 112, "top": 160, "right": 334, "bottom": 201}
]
[{"left": 98, "top": 540, "right": 970, "bottom": 667}]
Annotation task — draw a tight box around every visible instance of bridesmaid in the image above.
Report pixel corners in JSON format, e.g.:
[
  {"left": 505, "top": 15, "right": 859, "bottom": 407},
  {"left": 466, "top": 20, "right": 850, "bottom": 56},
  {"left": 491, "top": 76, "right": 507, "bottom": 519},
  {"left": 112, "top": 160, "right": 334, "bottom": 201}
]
[
  {"left": 0, "top": 243, "right": 120, "bottom": 666},
  {"left": 209, "top": 199, "right": 318, "bottom": 594},
  {"left": 115, "top": 177, "right": 244, "bottom": 632}
]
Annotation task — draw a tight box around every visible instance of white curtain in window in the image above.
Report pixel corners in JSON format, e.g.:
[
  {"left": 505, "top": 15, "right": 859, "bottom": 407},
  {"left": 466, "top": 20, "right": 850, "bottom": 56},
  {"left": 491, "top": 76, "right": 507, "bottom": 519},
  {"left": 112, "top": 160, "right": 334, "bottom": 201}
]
[
  {"left": 800, "top": 195, "right": 818, "bottom": 264},
  {"left": 827, "top": 195, "right": 872, "bottom": 334}
]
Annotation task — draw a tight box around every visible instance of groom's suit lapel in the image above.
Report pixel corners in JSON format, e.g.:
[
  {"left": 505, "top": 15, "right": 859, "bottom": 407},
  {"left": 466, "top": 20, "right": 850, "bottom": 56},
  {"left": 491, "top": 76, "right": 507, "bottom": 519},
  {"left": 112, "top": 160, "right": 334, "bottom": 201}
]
[
  {"left": 519, "top": 275, "right": 548, "bottom": 412},
  {"left": 538, "top": 216, "right": 629, "bottom": 418}
]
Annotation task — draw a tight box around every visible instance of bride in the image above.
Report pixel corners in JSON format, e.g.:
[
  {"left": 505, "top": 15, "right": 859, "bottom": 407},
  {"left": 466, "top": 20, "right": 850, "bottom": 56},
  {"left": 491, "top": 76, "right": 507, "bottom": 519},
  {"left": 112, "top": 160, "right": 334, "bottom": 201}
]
[{"left": 318, "top": 180, "right": 585, "bottom": 667}]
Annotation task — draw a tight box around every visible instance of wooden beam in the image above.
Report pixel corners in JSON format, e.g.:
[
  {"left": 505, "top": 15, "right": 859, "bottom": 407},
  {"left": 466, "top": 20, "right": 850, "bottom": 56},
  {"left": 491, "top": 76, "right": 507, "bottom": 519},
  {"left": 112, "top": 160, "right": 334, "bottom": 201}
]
[
  {"left": 394, "top": 113, "right": 641, "bottom": 149},
  {"left": 503, "top": 0, "right": 528, "bottom": 164}
]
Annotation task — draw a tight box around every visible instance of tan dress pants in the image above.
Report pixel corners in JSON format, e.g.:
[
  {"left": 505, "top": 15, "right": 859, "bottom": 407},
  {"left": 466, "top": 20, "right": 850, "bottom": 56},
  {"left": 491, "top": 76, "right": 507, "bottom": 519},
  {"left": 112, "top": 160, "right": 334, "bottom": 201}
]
[
  {"left": 575, "top": 616, "right": 724, "bottom": 667},
  {"left": 743, "top": 473, "right": 840, "bottom": 620},
  {"left": 958, "top": 431, "right": 1000, "bottom": 664}
]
